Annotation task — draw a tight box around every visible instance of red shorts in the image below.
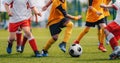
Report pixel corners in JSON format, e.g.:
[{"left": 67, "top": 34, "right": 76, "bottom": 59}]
[
  {"left": 9, "top": 19, "right": 31, "bottom": 32},
  {"left": 105, "top": 21, "right": 120, "bottom": 40}
]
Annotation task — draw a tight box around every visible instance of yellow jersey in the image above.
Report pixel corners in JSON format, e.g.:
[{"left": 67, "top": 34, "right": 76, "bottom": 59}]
[
  {"left": 47, "top": 0, "right": 67, "bottom": 26},
  {"left": 86, "top": 0, "right": 104, "bottom": 22},
  {"left": 103, "top": 0, "right": 111, "bottom": 17}
]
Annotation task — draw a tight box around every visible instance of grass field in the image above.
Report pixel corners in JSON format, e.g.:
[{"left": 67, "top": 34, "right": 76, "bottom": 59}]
[{"left": 0, "top": 27, "right": 120, "bottom": 63}]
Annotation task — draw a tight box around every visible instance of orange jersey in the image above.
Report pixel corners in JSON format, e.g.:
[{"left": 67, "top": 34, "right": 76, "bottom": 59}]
[
  {"left": 103, "top": 0, "right": 111, "bottom": 17},
  {"left": 86, "top": 0, "right": 104, "bottom": 22},
  {"left": 47, "top": 0, "right": 67, "bottom": 26}
]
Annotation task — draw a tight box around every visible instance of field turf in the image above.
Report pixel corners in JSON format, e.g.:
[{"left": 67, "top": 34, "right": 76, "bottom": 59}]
[{"left": 0, "top": 27, "right": 120, "bottom": 63}]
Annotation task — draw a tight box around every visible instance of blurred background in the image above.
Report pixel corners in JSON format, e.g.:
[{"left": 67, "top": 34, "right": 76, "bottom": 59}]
[{"left": 0, "top": 0, "right": 115, "bottom": 30}]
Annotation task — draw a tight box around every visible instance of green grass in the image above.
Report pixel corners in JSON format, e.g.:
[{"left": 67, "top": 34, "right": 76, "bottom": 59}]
[{"left": 0, "top": 27, "right": 120, "bottom": 63}]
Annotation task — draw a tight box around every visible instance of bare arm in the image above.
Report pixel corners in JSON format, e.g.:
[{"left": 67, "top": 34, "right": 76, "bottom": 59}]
[
  {"left": 42, "top": 0, "right": 52, "bottom": 11},
  {"left": 100, "top": 4, "right": 113, "bottom": 8},
  {"left": 66, "top": 14, "right": 82, "bottom": 20},
  {"left": 4, "top": 4, "right": 12, "bottom": 16}
]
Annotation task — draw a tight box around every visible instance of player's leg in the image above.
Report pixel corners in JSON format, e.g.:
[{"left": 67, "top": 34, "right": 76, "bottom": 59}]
[
  {"left": 98, "top": 19, "right": 107, "bottom": 52},
  {"left": 104, "top": 17, "right": 109, "bottom": 44},
  {"left": 104, "top": 22, "right": 120, "bottom": 59},
  {"left": 22, "top": 26, "right": 41, "bottom": 57},
  {"left": 97, "top": 24, "right": 101, "bottom": 45},
  {"left": 7, "top": 32, "right": 16, "bottom": 54},
  {"left": 20, "top": 20, "right": 31, "bottom": 53},
  {"left": 6, "top": 23, "right": 18, "bottom": 54},
  {"left": 16, "top": 28, "right": 22, "bottom": 52},
  {"left": 20, "top": 35, "right": 28, "bottom": 53},
  {"left": 22, "top": 20, "right": 41, "bottom": 57},
  {"left": 74, "top": 26, "right": 90, "bottom": 44},
  {"left": 41, "top": 23, "right": 60, "bottom": 56},
  {"left": 42, "top": 35, "right": 57, "bottom": 56},
  {"left": 105, "top": 29, "right": 120, "bottom": 59},
  {"left": 59, "top": 20, "right": 73, "bottom": 53},
  {"left": 98, "top": 28, "right": 107, "bottom": 52}
]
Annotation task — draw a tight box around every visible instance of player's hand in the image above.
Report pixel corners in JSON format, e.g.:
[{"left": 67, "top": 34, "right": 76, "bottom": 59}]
[
  {"left": 100, "top": 4, "right": 106, "bottom": 8},
  {"left": 8, "top": 11, "right": 13, "bottom": 16},
  {"left": 37, "top": 12, "right": 42, "bottom": 17},
  {"left": 96, "top": 11, "right": 102, "bottom": 16},
  {"left": 74, "top": 15, "right": 82, "bottom": 20}
]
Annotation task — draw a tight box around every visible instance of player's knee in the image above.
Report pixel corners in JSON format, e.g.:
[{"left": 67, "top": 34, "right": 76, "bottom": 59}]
[
  {"left": 66, "top": 21, "right": 73, "bottom": 28},
  {"left": 52, "top": 35, "right": 58, "bottom": 41},
  {"left": 24, "top": 31, "right": 32, "bottom": 38},
  {"left": 8, "top": 39, "right": 15, "bottom": 43}
]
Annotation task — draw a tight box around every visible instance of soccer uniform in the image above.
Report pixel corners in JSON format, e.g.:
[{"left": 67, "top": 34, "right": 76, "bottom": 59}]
[
  {"left": 4, "top": 0, "right": 34, "bottom": 32},
  {"left": 43, "top": 0, "right": 73, "bottom": 53},
  {"left": 5, "top": 0, "right": 41, "bottom": 56},
  {"left": 106, "top": 0, "right": 120, "bottom": 40},
  {"left": 74, "top": 0, "right": 107, "bottom": 52},
  {"left": 85, "top": 0, "right": 105, "bottom": 27},
  {"left": 47, "top": 0, "right": 67, "bottom": 26},
  {"left": 47, "top": 0, "right": 70, "bottom": 36}
]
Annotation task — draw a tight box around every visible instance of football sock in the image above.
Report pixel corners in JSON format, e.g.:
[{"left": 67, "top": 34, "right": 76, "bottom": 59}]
[
  {"left": 22, "top": 35, "right": 28, "bottom": 46},
  {"left": 29, "top": 38, "right": 38, "bottom": 51},
  {"left": 16, "top": 32, "right": 22, "bottom": 46},
  {"left": 107, "top": 33, "right": 118, "bottom": 50},
  {"left": 97, "top": 30, "right": 100, "bottom": 42},
  {"left": 97, "top": 25, "right": 100, "bottom": 42},
  {"left": 75, "top": 27, "right": 90, "bottom": 43},
  {"left": 99, "top": 28, "right": 105, "bottom": 46},
  {"left": 43, "top": 38, "right": 55, "bottom": 51},
  {"left": 63, "top": 21, "right": 73, "bottom": 43},
  {"left": 109, "top": 37, "right": 118, "bottom": 50}
]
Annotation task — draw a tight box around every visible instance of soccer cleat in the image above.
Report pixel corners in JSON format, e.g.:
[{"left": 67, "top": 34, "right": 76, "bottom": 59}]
[
  {"left": 20, "top": 46, "right": 24, "bottom": 53},
  {"left": 6, "top": 43, "right": 12, "bottom": 54},
  {"left": 16, "top": 46, "right": 22, "bottom": 52},
  {"left": 98, "top": 45, "right": 107, "bottom": 52},
  {"left": 109, "top": 46, "right": 120, "bottom": 60},
  {"left": 41, "top": 49, "right": 48, "bottom": 57},
  {"left": 34, "top": 51, "right": 42, "bottom": 57},
  {"left": 59, "top": 42, "right": 66, "bottom": 53}
]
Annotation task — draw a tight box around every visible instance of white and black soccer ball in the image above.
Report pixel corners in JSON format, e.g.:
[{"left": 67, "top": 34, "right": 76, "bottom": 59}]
[{"left": 69, "top": 44, "right": 83, "bottom": 57}]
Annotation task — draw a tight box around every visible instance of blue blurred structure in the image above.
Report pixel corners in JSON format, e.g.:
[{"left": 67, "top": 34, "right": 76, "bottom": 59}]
[
  {"left": 68, "top": 0, "right": 82, "bottom": 27},
  {"left": 112, "top": 0, "right": 116, "bottom": 20}
]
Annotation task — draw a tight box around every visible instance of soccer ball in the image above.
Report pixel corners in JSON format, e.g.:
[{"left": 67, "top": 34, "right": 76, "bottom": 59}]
[{"left": 69, "top": 44, "right": 83, "bottom": 57}]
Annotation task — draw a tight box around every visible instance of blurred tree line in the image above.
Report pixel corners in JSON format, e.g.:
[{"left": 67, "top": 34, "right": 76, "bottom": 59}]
[{"left": 67, "top": 0, "right": 82, "bottom": 27}]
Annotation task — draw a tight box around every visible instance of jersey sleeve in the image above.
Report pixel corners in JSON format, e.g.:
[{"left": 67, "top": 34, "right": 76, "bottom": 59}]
[
  {"left": 57, "top": 4, "right": 67, "bottom": 17},
  {"left": 4, "top": 0, "right": 13, "bottom": 5},
  {"left": 112, "top": 0, "right": 120, "bottom": 10}
]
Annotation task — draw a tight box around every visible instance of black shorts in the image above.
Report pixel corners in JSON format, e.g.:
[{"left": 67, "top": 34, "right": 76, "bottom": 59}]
[
  {"left": 49, "top": 18, "right": 69, "bottom": 36},
  {"left": 85, "top": 18, "right": 105, "bottom": 27},
  {"left": 97, "top": 17, "right": 107, "bottom": 29}
]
